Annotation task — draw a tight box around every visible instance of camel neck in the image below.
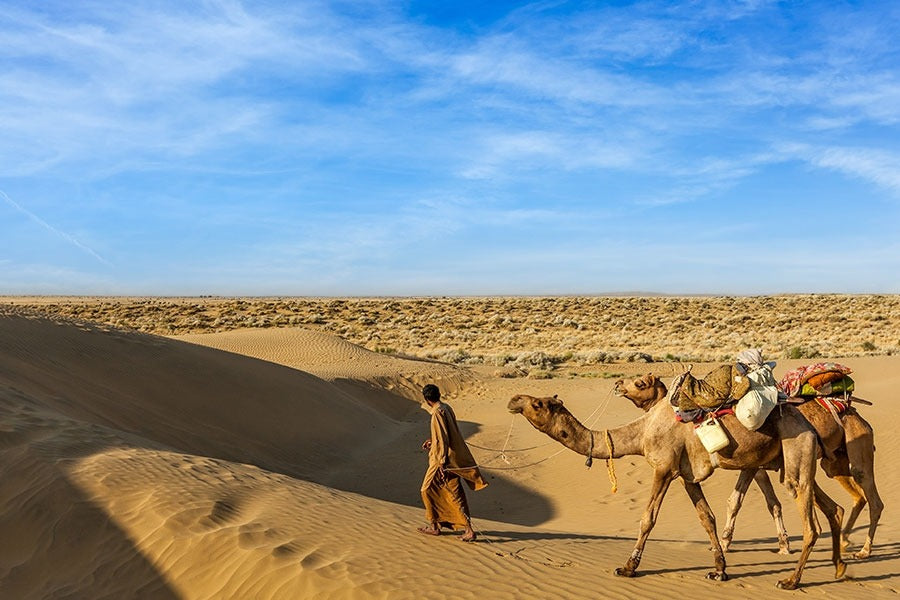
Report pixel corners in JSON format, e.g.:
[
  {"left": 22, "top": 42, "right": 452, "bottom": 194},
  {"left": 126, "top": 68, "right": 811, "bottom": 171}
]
[{"left": 544, "top": 409, "right": 646, "bottom": 458}]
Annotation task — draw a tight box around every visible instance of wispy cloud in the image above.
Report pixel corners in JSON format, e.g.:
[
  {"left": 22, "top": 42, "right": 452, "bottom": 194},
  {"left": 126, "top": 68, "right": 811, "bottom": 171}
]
[
  {"left": 0, "top": 190, "right": 111, "bottom": 265},
  {"left": 812, "top": 147, "right": 900, "bottom": 194},
  {"left": 779, "top": 144, "right": 900, "bottom": 195}
]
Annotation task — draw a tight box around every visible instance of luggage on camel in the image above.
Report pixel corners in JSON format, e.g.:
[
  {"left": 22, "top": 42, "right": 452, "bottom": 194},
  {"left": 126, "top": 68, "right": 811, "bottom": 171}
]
[
  {"left": 733, "top": 349, "right": 779, "bottom": 431},
  {"left": 671, "top": 364, "right": 750, "bottom": 412},
  {"left": 778, "top": 362, "right": 860, "bottom": 419},
  {"left": 667, "top": 349, "right": 779, "bottom": 440},
  {"left": 778, "top": 362, "right": 854, "bottom": 399},
  {"left": 694, "top": 415, "right": 730, "bottom": 452}
]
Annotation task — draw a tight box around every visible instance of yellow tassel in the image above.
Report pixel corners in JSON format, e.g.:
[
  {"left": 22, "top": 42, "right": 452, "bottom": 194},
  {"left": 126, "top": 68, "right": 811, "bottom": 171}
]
[{"left": 605, "top": 429, "right": 618, "bottom": 494}]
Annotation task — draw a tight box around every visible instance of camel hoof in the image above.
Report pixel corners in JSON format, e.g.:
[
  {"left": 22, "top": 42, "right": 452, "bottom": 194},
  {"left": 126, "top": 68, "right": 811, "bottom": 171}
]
[
  {"left": 777, "top": 538, "right": 791, "bottom": 555},
  {"left": 614, "top": 567, "right": 636, "bottom": 578},
  {"left": 835, "top": 561, "right": 847, "bottom": 579},
  {"left": 853, "top": 549, "right": 871, "bottom": 560},
  {"left": 776, "top": 578, "right": 798, "bottom": 590},
  {"left": 706, "top": 571, "right": 728, "bottom": 581}
]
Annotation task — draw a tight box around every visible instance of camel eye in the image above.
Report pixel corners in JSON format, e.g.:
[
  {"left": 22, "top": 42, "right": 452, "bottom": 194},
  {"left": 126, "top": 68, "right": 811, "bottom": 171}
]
[{"left": 635, "top": 380, "right": 645, "bottom": 389}]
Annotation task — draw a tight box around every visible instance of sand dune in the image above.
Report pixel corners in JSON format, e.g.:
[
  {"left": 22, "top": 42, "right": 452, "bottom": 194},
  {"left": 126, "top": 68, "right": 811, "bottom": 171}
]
[{"left": 1, "top": 305, "right": 898, "bottom": 598}]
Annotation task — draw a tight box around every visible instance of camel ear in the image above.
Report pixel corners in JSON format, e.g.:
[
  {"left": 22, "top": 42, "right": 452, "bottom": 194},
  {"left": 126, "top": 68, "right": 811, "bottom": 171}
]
[
  {"left": 647, "top": 374, "right": 657, "bottom": 385},
  {"left": 548, "top": 395, "right": 564, "bottom": 407}
]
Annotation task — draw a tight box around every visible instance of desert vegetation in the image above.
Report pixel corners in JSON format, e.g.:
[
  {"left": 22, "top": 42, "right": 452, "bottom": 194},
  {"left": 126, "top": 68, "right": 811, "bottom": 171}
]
[{"left": 4, "top": 295, "right": 898, "bottom": 369}]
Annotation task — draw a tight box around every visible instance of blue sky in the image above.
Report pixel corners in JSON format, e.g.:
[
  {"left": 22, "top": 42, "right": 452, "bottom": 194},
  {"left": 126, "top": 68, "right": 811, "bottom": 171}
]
[{"left": 1, "top": 0, "right": 899, "bottom": 295}]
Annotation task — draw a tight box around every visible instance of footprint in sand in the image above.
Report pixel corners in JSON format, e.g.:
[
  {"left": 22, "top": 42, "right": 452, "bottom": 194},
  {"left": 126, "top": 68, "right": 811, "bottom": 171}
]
[
  {"left": 201, "top": 498, "right": 242, "bottom": 528},
  {"left": 237, "top": 523, "right": 287, "bottom": 550},
  {"left": 271, "top": 541, "right": 303, "bottom": 558}
]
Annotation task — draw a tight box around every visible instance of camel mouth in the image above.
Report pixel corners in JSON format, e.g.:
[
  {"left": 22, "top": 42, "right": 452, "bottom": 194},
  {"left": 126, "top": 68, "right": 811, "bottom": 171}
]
[{"left": 506, "top": 397, "right": 524, "bottom": 414}]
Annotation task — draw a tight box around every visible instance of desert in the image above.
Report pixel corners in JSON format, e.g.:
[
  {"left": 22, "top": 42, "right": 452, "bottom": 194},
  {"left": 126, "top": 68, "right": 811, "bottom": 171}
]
[
  {"left": 5, "top": 1, "right": 899, "bottom": 598},
  {"left": 1, "top": 296, "right": 898, "bottom": 599}
]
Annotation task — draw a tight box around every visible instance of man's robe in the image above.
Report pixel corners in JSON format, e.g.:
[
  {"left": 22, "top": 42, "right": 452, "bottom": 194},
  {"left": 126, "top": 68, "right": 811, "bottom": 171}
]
[{"left": 421, "top": 401, "right": 488, "bottom": 529}]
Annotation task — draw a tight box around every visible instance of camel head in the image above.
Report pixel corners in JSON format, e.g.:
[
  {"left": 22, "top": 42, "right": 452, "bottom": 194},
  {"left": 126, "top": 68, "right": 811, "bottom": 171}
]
[
  {"left": 614, "top": 373, "right": 667, "bottom": 412},
  {"left": 508, "top": 394, "right": 566, "bottom": 432}
]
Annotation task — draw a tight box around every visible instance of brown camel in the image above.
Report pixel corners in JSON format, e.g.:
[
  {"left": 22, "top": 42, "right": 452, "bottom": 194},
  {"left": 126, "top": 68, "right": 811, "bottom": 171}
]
[
  {"left": 616, "top": 373, "right": 883, "bottom": 560},
  {"left": 507, "top": 392, "right": 846, "bottom": 590}
]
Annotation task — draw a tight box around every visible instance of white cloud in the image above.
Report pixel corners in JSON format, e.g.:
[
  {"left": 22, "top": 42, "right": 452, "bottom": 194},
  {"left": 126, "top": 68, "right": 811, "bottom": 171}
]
[
  {"left": 780, "top": 144, "right": 900, "bottom": 195},
  {"left": 813, "top": 147, "right": 900, "bottom": 194}
]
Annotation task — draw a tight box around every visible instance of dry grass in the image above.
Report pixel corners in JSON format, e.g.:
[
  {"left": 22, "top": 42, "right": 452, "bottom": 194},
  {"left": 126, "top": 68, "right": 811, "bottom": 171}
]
[{"left": 3, "top": 295, "right": 899, "bottom": 367}]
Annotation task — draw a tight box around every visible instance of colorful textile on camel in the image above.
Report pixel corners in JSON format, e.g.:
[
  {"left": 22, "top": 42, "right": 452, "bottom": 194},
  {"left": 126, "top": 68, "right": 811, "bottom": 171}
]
[
  {"left": 778, "top": 362, "right": 853, "bottom": 398},
  {"left": 675, "top": 407, "right": 734, "bottom": 424},
  {"left": 798, "top": 376, "right": 854, "bottom": 398},
  {"left": 815, "top": 396, "right": 848, "bottom": 414}
]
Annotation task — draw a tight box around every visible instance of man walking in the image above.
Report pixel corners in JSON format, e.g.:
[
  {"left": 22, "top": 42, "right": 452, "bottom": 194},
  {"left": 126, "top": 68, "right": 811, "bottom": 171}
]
[{"left": 418, "top": 384, "right": 487, "bottom": 542}]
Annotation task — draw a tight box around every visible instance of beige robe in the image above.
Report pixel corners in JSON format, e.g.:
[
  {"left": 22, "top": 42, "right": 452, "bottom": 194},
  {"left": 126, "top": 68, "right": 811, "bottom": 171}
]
[{"left": 421, "top": 401, "right": 488, "bottom": 529}]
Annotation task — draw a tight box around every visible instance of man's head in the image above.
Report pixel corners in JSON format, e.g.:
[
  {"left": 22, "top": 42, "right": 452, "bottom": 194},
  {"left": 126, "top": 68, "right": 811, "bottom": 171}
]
[{"left": 422, "top": 384, "right": 441, "bottom": 404}]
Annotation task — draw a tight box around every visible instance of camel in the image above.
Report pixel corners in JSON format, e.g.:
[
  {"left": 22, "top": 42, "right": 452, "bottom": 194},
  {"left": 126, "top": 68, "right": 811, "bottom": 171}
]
[
  {"left": 616, "top": 373, "right": 883, "bottom": 560},
  {"left": 507, "top": 392, "right": 846, "bottom": 590}
]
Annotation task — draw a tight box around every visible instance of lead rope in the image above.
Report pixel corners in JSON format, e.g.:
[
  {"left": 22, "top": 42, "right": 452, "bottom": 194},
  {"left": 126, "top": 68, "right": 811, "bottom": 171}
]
[{"left": 476, "top": 390, "right": 616, "bottom": 471}]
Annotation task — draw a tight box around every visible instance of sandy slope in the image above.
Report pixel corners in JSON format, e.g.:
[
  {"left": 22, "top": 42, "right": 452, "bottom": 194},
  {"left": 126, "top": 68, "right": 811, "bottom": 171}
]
[{"left": 1, "top": 308, "right": 897, "bottom": 599}]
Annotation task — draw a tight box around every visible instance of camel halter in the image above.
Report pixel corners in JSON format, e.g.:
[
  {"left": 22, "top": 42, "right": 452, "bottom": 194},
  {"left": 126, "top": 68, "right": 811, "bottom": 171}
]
[{"left": 472, "top": 390, "right": 616, "bottom": 478}]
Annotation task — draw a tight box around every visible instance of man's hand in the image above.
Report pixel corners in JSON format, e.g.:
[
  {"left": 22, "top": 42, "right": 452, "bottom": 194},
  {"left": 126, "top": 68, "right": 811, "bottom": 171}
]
[{"left": 421, "top": 439, "right": 432, "bottom": 451}]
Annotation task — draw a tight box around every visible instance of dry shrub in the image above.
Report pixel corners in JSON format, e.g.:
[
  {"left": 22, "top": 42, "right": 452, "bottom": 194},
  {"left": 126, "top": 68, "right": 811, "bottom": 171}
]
[
  {"left": 527, "top": 368, "right": 553, "bottom": 379},
  {"left": 493, "top": 366, "right": 526, "bottom": 378},
  {"left": 7, "top": 294, "right": 900, "bottom": 363}
]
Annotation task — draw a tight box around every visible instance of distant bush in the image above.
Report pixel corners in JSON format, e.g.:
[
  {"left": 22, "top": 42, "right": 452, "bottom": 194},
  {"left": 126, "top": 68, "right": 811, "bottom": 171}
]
[
  {"left": 861, "top": 341, "right": 877, "bottom": 351},
  {"left": 527, "top": 368, "right": 553, "bottom": 379},
  {"left": 493, "top": 366, "right": 526, "bottom": 378},
  {"left": 513, "top": 352, "right": 556, "bottom": 370},
  {"left": 786, "top": 346, "right": 821, "bottom": 359}
]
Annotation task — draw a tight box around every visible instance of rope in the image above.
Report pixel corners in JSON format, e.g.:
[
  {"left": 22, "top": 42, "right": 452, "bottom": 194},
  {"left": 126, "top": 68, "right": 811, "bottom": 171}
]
[
  {"left": 585, "top": 430, "right": 594, "bottom": 468},
  {"left": 467, "top": 441, "right": 555, "bottom": 453},
  {"left": 479, "top": 447, "right": 569, "bottom": 470},
  {"left": 474, "top": 389, "right": 616, "bottom": 472},
  {"left": 605, "top": 429, "right": 618, "bottom": 493}
]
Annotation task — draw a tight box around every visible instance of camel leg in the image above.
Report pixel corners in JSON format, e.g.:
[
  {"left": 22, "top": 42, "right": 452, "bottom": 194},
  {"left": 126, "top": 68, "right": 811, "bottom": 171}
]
[
  {"left": 833, "top": 475, "right": 866, "bottom": 551},
  {"left": 721, "top": 469, "right": 791, "bottom": 555},
  {"left": 753, "top": 469, "right": 791, "bottom": 555},
  {"left": 776, "top": 432, "right": 820, "bottom": 590},
  {"left": 841, "top": 414, "right": 884, "bottom": 560},
  {"left": 616, "top": 469, "right": 673, "bottom": 577},
  {"left": 683, "top": 480, "right": 728, "bottom": 581},
  {"left": 776, "top": 479, "right": 817, "bottom": 589},
  {"left": 813, "top": 481, "right": 847, "bottom": 580},
  {"left": 720, "top": 469, "right": 754, "bottom": 553}
]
